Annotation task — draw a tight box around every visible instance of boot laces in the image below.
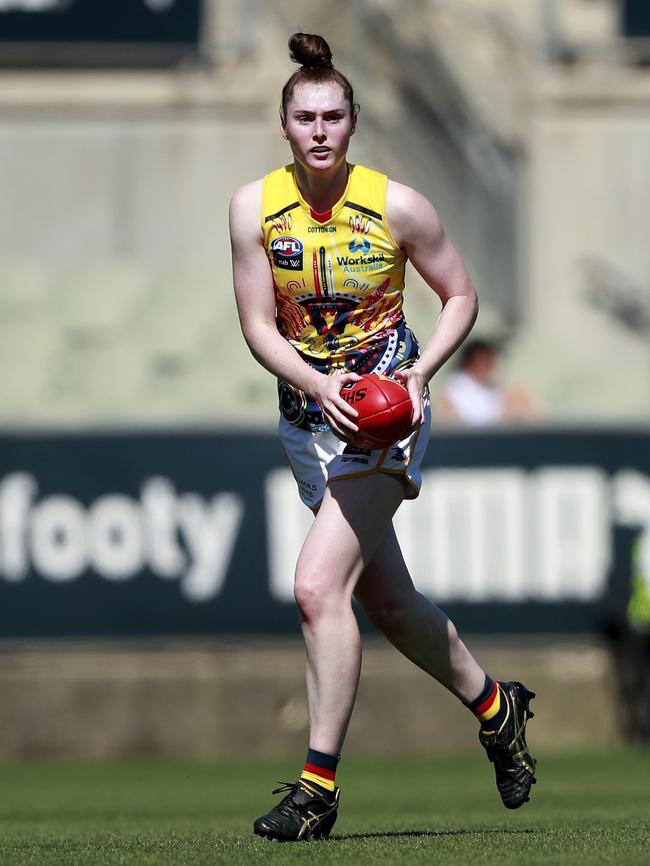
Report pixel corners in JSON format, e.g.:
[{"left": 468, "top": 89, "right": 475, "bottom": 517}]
[{"left": 269, "top": 781, "right": 321, "bottom": 818}]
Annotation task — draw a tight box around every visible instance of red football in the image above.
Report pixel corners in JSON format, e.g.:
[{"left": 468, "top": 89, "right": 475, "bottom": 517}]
[{"left": 340, "top": 373, "right": 413, "bottom": 449}]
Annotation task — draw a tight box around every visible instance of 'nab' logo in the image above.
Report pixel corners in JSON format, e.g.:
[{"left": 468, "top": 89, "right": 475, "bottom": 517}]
[{"left": 271, "top": 236, "right": 304, "bottom": 271}]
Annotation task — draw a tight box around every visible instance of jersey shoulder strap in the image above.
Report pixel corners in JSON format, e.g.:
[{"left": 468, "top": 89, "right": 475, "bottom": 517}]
[
  {"left": 261, "top": 165, "right": 300, "bottom": 231},
  {"left": 345, "top": 164, "right": 388, "bottom": 222}
]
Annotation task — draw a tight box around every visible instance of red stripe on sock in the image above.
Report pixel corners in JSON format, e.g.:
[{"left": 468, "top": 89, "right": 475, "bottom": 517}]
[
  {"left": 303, "top": 762, "right": 336, "bottom": 781},
  {"left": 474, "top": 681, "right": 498, "bottom": 717}
]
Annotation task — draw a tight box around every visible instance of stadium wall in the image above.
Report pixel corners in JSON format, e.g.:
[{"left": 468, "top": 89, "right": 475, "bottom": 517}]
[{"left": 0, "top": 637, "right": 618, "bottom": 758}]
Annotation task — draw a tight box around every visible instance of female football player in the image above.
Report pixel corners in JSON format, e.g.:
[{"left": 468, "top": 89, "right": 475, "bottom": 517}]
[{"left": 229, "top": 32, "right": 536, "bottom": 841}]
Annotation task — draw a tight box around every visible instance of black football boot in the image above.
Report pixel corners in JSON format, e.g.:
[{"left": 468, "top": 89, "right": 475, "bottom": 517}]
[
  {"left": 479, "top": 680, "right": 537, "bottom": 809},
  {"left": 253, "top": 779, "right": 339, "bottom": 841}
]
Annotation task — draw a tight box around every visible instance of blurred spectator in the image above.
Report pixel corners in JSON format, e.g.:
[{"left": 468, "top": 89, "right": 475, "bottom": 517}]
[
  {"left": 602, "top": 527, "right": 650, "bottom": 744},
  {"left": 437, "top": 339, "right": 537, "bottom": 426}
]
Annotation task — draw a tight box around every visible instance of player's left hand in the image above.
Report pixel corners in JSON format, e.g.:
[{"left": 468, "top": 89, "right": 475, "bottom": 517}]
[{"left": 392, "top": 367, "right": 427, "bottom": 429}]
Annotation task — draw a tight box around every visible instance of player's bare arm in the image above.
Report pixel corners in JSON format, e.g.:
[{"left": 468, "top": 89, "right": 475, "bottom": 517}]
[
  {"left": 386, "top": 180, "right": 478, "bottom": 423},
  {"left": 229, "top": 181, "right": 360, "bottom": 439}
]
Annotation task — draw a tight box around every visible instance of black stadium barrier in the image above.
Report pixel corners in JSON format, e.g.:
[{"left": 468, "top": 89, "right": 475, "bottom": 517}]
[
  {"left": 0, "top": 428, "right": 649, "bottom": 637},
  {"left": 0, "top": 0, "right": 204, "bottom": 68}
]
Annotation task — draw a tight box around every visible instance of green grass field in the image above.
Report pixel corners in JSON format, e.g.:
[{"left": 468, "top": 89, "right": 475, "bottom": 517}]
[{"left": 1, "top": 751, "right": 649, "bottom": 865}]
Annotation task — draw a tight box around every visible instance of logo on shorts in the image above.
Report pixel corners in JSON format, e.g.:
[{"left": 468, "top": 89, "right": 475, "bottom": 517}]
[
  {"left": 344, "top": 445, "right": 372, "bottom": 456},
  {"left": 341, "top": 443, "right": 372, "bottom": 465},
  {"left": 391, "top": 446, "right": 407, "bottom": 462},
  {"left": 298, "top": 478, "right": 318, "bottom": 500},
  {"left": 271, "top": 236, "right": 303, "bottom": 271}
]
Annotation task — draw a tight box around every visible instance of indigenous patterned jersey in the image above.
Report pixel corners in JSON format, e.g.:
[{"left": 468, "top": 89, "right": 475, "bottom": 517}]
[{"left": 262, "top": 163, "right": 420, "bottom": 432}]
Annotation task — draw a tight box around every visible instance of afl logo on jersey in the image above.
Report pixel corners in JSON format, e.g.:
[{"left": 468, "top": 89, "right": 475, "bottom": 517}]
[{"left": 271, "top": 236, "right": 304, "bottom": 271}]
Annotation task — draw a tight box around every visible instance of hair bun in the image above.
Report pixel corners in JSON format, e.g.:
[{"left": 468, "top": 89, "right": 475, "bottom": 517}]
[{"left": 288, "top": 32, "right": 333, "bottom": 69}]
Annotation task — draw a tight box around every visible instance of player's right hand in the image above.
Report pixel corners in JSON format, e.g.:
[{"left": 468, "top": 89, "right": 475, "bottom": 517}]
[
  {"left": 393, "top": 366, "right": 426, "bottom": 430},
  {"left": 312, "top": 372, "right": 361, "bottom": 441}
]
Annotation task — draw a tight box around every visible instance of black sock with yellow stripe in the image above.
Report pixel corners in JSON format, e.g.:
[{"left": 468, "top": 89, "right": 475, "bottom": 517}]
[{"left": 466, "top": 675, "right": 508, "bottom": 734}]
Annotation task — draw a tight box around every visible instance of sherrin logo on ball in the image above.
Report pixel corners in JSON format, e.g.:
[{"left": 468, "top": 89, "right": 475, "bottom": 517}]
[
  {"left": 271, "top": 236, "right": 304, "bottom": 271},
  {"left": 341, "top": 373, "right": 413, "bottom": 450}
]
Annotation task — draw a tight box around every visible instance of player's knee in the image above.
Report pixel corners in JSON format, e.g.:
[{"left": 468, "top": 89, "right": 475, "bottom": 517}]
[{"left": 293, "top": 564, "right": 334, "bottom": 623}]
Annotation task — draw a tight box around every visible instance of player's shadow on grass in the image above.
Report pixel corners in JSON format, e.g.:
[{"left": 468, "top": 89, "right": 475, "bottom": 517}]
[{"left": 335, "top": 827, "right": 539, "bottom": 841}]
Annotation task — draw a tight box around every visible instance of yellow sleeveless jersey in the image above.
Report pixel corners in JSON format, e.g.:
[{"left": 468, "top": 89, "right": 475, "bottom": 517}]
[{"left": 261, "top": 162, "right": 420, "bottom": 431}]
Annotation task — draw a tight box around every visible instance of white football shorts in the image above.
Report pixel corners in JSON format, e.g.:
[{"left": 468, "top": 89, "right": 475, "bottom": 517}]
[{"left": 279, "top": 399, "right": 432, "bottom": 510}]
